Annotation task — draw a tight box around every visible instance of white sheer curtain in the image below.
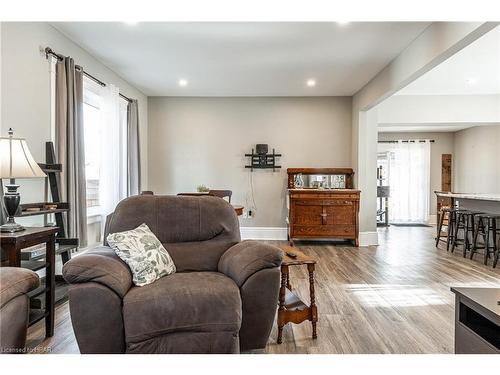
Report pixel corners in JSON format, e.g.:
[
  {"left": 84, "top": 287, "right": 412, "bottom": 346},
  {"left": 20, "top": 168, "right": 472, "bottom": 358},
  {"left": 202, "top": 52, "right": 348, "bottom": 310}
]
[
  {"left": 388, "top": 140, "right": 431, "bottom": 223},
  {"left": 99, "top": 84, "right": 126, "bottom": 219}
]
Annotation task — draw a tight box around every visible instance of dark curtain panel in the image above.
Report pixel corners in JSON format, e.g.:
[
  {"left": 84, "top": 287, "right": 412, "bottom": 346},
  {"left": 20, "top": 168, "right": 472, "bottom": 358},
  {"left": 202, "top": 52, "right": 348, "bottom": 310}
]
[
  {"left": 55, "top": 57, "right": 87, "bottom": 247},
  {"left": 127, "top": 99, "right": 141, "bottom": 196}
]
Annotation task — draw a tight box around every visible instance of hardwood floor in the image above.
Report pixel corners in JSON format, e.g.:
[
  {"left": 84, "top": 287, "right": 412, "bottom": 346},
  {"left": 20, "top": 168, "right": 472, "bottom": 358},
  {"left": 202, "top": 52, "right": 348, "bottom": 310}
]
[{"left": 26, "top": 226, "right": 500, "bottom": 354}]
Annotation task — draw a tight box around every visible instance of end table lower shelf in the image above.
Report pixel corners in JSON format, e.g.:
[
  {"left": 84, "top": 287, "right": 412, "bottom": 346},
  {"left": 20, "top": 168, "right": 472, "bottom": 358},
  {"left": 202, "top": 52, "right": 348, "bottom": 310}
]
[{"left": 277, "top": 245, "right": 318, "bottom": 344}]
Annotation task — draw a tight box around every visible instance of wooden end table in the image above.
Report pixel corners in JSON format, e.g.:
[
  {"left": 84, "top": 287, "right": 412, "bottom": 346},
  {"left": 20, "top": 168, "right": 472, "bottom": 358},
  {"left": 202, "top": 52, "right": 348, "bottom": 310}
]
[
  {"left": 277, "top": 245, "right": 318, "bottom": 344},
  {"left": 0, "top": 227, "right": 58, "bottom": 337}
]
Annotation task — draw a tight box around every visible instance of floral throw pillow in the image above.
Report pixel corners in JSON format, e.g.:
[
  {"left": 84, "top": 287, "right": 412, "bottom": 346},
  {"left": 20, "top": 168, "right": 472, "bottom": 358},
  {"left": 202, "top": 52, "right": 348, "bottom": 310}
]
[{"left": 106, "top": 223, "right": 176, "bottom": 286}]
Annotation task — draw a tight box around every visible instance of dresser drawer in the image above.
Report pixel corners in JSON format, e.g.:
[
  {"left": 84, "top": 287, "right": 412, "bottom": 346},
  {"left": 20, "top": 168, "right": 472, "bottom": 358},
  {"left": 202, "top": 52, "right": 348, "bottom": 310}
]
[
  {"left": 290, "top": 192, "right": 360, "bottom": 200},
  {"left": 294, "top": 199, "right": 354, "bottom": 206},
  {"left": 292, "top": 202, "right": 356, "bottom": 225},
  {"left": 292, "top": 225, "right": 356, "bottom": 237}
]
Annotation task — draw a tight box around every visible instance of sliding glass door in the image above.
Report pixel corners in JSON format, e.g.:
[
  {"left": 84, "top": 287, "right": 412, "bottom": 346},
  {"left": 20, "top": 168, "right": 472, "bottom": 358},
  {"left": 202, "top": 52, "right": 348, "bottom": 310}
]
[
  {"left": 378, "top": 140, "right": 431, "bottom": 224},
  {"left": 388, "top": 141, "right": 431, "bottom": 224}
]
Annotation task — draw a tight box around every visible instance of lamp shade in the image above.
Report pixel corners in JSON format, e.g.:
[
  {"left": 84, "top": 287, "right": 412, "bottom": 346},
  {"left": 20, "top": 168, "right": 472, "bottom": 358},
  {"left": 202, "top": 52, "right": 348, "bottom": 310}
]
[{"left": 0, "top": 132, "right": 46, "bottom": 179}]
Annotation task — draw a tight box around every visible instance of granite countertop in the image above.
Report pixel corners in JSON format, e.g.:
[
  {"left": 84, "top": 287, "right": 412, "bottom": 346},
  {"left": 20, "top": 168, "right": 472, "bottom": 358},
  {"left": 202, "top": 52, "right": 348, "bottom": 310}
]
[{"left": 435, "top": 192, "right": 500, "bottom": 202}]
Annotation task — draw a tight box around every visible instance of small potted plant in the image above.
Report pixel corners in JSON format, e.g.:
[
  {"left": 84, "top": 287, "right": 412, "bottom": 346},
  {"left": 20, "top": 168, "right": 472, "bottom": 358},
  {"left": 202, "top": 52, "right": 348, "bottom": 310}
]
[{"left": 197, "top": 184, "right": 210, "bottom": 193}]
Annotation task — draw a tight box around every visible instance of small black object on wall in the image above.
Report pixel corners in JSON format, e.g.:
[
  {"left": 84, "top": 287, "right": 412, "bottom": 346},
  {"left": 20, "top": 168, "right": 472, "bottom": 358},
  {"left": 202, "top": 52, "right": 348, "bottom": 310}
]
[
  {"left": 245, "top": 144, "right": 282, "bottom": 172},
  {"left": 256, "top": 144, "right": 268, "bottom": 155}
]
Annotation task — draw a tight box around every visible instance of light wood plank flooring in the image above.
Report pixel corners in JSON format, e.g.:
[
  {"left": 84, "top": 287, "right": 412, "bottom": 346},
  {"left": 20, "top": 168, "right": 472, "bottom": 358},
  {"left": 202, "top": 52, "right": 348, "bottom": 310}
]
[{"left": 26, "top": 226, "right": 500, "bottom": 354}]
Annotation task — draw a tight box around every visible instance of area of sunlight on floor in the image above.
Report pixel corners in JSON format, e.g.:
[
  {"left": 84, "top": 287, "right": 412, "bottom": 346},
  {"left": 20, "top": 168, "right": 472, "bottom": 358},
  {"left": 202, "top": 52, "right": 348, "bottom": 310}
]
[{"left": 345, "top": 284, "right": 449, "bottom": 307}]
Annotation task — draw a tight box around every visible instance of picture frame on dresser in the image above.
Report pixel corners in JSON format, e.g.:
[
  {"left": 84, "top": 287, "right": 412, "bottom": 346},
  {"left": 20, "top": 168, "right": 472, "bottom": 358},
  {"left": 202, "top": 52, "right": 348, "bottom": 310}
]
[{"left": 286, "top": 168, "right": 360, "bottom": 246}]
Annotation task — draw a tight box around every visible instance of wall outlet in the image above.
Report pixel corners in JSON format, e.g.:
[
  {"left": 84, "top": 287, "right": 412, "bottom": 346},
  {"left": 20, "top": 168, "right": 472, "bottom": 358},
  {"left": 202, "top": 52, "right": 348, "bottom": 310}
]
[{"left": 242, "top": 209, "right": 254, "bottom": 219}]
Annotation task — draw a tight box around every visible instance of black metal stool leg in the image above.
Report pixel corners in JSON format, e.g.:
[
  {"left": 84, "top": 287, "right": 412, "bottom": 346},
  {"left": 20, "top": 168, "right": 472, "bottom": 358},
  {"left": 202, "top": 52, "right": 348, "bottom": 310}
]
[
  {"left": 484, "top": 219, "right": 491, "bottom": 266},
  {"left": 463, "top": 214, "right": 470, "bottom": 258},
  {"left": 436, "top": 210, "right": 445, "bottom": 247},
  {"left": 491, "top": 219, "right": 497, "bottom": 267},
  {"left": 493, "top": 230, "right": 499, "bottom": 268},
  {"left": 451, "top": 213, "right": 462, "bottom": 253},
  {"left": 470, "top": 216, "right": 482, "bottom": 260},
  {"left": 446, "top": 211, "right": 455, "bottom": 252}
]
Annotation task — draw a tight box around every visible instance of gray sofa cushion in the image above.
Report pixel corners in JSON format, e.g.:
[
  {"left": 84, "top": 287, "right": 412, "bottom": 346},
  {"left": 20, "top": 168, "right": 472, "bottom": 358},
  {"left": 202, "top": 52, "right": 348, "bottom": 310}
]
[
  {"left": 63, "top": 246, "right": 133, "bottom": 298},
  {"left": 218, "top": 240, "right": 283, "bottom": 287},
  {"left": 0, "top": 267, "right": 39, "bottom": 352},
  {"left": 0, "top": 267, "right": 39, "bottom": 309},
  {"left": 123, "top": 272, "right": 242, "bottom": 345}
]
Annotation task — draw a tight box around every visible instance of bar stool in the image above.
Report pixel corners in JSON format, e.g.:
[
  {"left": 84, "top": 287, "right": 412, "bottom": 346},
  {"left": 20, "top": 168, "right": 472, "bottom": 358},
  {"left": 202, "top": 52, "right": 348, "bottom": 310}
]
[
  {"left": 471, "top": 213, "right": 500, "bottom": 268},
  {"left": 435, "top": 206, "right": 457, "bottom": 252},
  {"left": 452, "top": 210, "right": 482, "bottom": 257}
]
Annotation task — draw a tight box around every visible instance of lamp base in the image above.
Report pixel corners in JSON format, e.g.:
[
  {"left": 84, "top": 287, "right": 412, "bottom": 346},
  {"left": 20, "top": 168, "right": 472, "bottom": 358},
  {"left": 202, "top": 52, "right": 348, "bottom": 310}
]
[
  {"left": 0, "top": 221, "right": 24, "bottom": 233},
  {"left": 2, "top": 183, "right": 24, "bottom": 232}
]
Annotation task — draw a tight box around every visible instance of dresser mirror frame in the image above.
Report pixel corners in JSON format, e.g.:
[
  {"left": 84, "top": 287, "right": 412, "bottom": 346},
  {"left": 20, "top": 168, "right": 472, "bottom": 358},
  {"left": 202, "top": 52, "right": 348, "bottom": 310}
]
[{"left": 287, "top": 168, "right": 355, "bottom": 189}]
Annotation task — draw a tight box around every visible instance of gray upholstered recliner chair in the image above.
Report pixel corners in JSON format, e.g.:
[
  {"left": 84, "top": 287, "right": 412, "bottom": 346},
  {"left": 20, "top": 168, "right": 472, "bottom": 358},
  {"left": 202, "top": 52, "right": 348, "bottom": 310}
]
[
  {"left": 0, "top": 267, "right": 40, "bottom": 354},
  {"left": 63, "top": 195, "right": 282, "bottom": 354}
]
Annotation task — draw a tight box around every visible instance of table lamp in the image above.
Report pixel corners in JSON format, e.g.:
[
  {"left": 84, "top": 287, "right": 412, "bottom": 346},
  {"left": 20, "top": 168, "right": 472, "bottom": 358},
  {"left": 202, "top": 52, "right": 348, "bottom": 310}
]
[{"left": 0, "top": 128, "right": 46, "bottom": 232}]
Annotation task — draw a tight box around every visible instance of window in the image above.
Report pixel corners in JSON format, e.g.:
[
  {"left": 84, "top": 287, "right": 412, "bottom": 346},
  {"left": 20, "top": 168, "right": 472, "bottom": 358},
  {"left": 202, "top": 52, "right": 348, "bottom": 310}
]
[
  {"left": 83, "top": 79, "right": 102, "bottom": 212},
  {"left": 82, "top": 77, "right": 129, "bottom": 216}
]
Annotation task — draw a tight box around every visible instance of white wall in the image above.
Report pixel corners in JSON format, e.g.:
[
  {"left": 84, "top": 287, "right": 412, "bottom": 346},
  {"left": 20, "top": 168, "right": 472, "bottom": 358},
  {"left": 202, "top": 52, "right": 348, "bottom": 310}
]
[
  {"left": 453, "top": 125, "right": 500, "bottom": 194},
  {"left": 1, "top": 22, "right": 148, "bottom": 231},
  {"left": 377, "top": 132, "right": 455, "bottom": 218},
  {"left": 148, "top": 96, "right": 352, "bottom": 228}
]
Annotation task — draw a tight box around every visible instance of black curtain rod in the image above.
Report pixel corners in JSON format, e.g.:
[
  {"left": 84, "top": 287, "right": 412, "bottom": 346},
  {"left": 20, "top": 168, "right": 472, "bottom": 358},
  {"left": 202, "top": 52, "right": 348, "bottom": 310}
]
[
  {"left": 45, "top": 47, "right": 134, "bottom": 103},
  {"left": 378, "top": 140, "right": 435, "bottom": 143}
]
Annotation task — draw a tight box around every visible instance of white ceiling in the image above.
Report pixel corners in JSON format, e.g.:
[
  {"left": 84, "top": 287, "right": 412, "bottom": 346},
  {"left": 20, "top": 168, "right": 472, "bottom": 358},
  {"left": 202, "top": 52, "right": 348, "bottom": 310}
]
[
  {"left": 52, "top": 22, "right": 429, "bottom": 97},
  {"left": 397, "top": 26, "right": 500, "bottom": 95}
]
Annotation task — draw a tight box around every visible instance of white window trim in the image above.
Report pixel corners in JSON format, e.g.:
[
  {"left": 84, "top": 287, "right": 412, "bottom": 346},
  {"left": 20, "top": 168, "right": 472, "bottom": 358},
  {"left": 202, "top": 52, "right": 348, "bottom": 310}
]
[{"left": 83, "top": 77, "right": 103, "bottom": 217}]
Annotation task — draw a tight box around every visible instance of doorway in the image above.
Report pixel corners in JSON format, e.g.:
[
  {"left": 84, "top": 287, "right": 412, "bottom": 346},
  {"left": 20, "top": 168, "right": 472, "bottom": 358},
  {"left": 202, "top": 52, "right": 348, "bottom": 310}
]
[{"left": 377, "top": 140, "right": 431, "bottom": 225}]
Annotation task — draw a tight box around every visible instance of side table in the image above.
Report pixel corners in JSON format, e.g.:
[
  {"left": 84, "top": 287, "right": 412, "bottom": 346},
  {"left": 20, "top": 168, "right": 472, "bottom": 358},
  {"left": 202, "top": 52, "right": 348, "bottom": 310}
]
[
  {"left": 0, "top": 227, "right": 58, "bottom": 337},
  {"left": 277, "top": 245, "right": 318, "bottom": 344}
]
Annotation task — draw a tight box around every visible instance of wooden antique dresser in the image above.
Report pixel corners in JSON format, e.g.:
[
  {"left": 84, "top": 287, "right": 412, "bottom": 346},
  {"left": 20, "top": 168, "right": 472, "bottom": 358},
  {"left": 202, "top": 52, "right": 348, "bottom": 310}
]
[{"left": 287, "top": 168, "right": 360, "bottom": 246}]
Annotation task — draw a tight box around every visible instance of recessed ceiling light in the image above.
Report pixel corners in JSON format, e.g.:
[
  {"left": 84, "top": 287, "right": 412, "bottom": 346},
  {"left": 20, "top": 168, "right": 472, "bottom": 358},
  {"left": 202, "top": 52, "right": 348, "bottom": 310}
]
[
  {"left": 178, "top": 79, "right": 188, "bottom": 87},
  {"left": 465, "top": 77, "right": 477, "bottom": 85},
  {"left": 337, "top": 21, "right": 350, "bottom": 26},
  {"left": 307, "top": 79, "right": 316, "bottom": 87}
]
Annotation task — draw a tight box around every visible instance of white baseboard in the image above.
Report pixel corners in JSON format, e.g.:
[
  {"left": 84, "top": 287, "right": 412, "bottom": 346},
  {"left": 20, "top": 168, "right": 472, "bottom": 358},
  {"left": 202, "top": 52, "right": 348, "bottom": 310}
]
[
  {"left": 240, "top": 227, "right": 379, "bottom": 246},
  {"left": 240, "top": 227, "right": 288, "bottom": 240},
  {"left": 359, "top": 231, "right": 379, "bottom": 247}
]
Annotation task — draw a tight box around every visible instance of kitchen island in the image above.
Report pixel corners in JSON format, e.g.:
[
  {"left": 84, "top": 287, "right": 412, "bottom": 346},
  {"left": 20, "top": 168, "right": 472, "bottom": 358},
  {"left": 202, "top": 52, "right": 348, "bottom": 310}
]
[{"left": 435, "top": 192, "right": 500, "bottom": 214}]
